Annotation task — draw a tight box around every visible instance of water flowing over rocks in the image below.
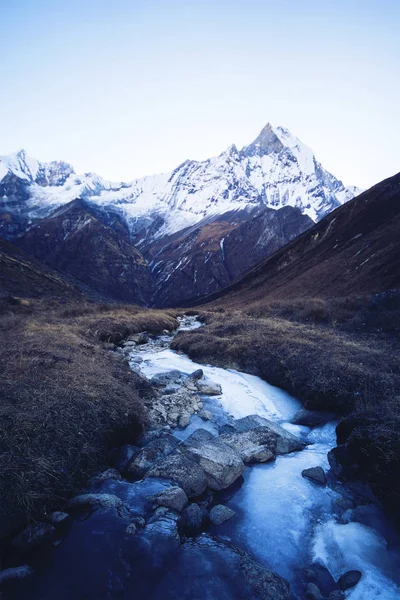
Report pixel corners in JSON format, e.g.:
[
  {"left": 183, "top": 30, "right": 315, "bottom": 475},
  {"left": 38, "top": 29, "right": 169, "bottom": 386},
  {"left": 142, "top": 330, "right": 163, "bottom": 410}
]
[{"left": 3, "top": 316, "right": 400, "bottom": 600}]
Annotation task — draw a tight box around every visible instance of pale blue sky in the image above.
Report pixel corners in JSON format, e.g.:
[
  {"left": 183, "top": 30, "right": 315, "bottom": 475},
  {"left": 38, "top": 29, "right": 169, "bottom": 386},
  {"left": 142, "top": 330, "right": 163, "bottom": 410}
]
[{"left": 1, "top": 0, "right": 399, "bottom": 188}]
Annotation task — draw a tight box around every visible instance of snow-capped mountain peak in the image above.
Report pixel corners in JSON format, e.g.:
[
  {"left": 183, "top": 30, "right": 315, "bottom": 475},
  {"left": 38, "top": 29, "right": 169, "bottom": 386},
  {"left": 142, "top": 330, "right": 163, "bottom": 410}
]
[{"left": 0, "top": 123, "right": 362, "bottom": 245}]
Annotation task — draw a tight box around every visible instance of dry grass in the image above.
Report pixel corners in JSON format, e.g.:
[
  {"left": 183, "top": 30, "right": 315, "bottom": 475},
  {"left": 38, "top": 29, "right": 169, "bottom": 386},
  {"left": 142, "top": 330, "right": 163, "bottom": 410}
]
[{"left": 0, "top": 300, "right": 179, "bottom": 536}]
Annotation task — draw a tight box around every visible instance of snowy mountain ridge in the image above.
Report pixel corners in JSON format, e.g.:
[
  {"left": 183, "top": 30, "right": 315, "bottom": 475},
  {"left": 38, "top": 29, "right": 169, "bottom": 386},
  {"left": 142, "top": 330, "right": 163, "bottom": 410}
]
[{"left": 0, "top": 123, "right": 361, "bottom": 244}]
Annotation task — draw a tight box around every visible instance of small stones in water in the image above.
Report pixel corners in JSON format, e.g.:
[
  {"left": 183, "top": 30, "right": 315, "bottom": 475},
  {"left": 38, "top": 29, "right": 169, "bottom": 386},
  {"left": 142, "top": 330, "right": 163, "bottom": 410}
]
[
  {"left": 199, "top": 410, "right": 213, "bottom": 421},
  {"left": 338, "top": 570, "right": 362, "bottom": 590},
  {"left": 12, "top": 523, "right": 56, "bottom": 550},
  {"left": 302, "top": 467, "right": 327, "bottom": 486},
  {"left": 149, "top": 486, "right": 188, "bottom": 513},
  {"left": 209, "top": 504, "right": 235, "bottom": 526}
]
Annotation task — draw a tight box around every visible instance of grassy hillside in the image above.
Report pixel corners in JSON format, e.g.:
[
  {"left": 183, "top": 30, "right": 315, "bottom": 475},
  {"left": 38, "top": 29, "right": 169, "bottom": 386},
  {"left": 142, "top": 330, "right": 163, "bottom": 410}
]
[{"left": 0, "top": 299, "right": 178, "bottom": 537}]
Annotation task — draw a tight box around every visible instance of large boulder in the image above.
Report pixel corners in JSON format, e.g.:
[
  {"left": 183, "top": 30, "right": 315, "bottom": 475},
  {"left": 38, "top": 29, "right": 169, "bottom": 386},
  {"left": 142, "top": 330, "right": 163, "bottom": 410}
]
[
  {"left": 146, "top": 450, "right": 208, "bottom": 497},
  {"left": 148, "top": 486, "right": 188, "bottom": 513},
  {"left": 220, "top": 414, "right": 306, "bottom": 454},
  {"left": 182, "top": 429, "right": 245, "bottom": 490},
  {"left": 292, "top": 408, "right": 335, "bottom": 427},
  {"left": 220, "top": 428, "right": 276, "bottom": 463},
  {"left": 126, "top": 434, "right": 180, "bottom": 478}
]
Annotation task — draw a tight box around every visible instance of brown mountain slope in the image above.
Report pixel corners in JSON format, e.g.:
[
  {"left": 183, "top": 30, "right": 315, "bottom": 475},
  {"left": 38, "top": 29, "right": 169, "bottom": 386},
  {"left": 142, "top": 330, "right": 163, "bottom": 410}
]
[
  {"left": 196, "top": 171, "right": 400, "bottom": 308},
  {"left": 0, "top": 237, "right": 95, "bottom": 303},
  {"left": 15, "top": 199, "right": 154, "bottom": 305}
]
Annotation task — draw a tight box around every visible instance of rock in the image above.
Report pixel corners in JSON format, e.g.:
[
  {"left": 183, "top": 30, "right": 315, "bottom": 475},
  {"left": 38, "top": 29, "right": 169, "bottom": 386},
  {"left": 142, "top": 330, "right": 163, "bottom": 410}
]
[
  {"left": 302, "top": 467, "right": 327, "bottom": 485},
  {"left": 195, "top": 377, "right": 222, "bottom": 396},
  {"left": 199, "top": 410, "right": 213, "bottom": 421},
  {"left": 109, "top": 444, "right": 138, "bottom": 474},
  {"left": 132, "top": 516, "right": 146, "bottom": 528},
  {"left": 222, "top": 414, "right": 306, "bottom": 454},
  {"left": 137, "top": 428, "right": 171, "bottom": 447},
  {"left": 0, "top": 565, "right": 34, "bottom": 584},
  {"left": 12, "top": 523, "right": 55, "bottom": 550},
  {"left": 47, "top": 511, "right": 69, "bottom": 525},
  {"left": 149, "top": 486, "right": 188, "bottom": 513},
  {"left": 190, "top": 369, "right": 204, "bottom": 380},
  {"left": 161, "top": 384, "right": 181, "bottom": 395},
  {"left": 126, "top": 434, "right": 180, "bottom": 478},
  {"left": 179, "top": 503, "right": 207, "bottom": 537},
  {"left": 150, "top": 370, "right": 183, "bottom": 387},
  {"left": 338, "top": 570, "right": 362, "bottom": 590},
  {"left": 306, "top": 563, "right": 338, "bottom": 596},
  {"left": 178, "top": 412, "right": 191, "bottom": 428},
  {"left": 182, "top": 429, "right": 245, "bottom": 490},
  {"left": 88, "top": 468, "right": 122, "bottom": 487},
  {"left": 292, "top": 408, "right": 335, "bottom": 427},
  {"left": 305, "top": 582, "right": 323, "bottom": 600},
  {"left": 128, "top": 332, "right": 149, "bottom": 345},
  {"left": 165, "top": 534, "right": 291, "bottom": 600},
  {"left": 220, "top": 427, "right": 276, "bottom": 463},
  {"left": 334, "top": 496, "right": 354, "bottom": 511},
  {"left": 125, "top": 523, "right": 136, "bottom": 535},
  {"left": 142, "top": 507, "right": 181, "bottom": 558},
  {"left": 147, "top": 389, "right": 201, "bottom": 428},
  {"left": 67, "top": 493, "right": 125, "bottom": 511},
  {"left": 209, "top": 504, "right": 235, "bottom": 526},
  {"left": 146, "top": 450, "right": 208, "bottom": 497}
]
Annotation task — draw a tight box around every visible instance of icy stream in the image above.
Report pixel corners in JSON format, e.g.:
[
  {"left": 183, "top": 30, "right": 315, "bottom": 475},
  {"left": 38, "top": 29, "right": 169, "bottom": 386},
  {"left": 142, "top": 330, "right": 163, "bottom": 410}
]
[{"left": 130, "top": 316, "right": 400, "bottom": 599}]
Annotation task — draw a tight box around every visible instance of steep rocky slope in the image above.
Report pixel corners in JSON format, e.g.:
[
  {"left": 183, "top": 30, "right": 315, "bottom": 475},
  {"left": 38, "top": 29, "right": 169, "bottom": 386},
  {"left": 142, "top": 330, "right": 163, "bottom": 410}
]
[
  {"left": 197, "top": 171, "right": 400, "bottom": 307},
  {"left": 15, "top": 199, "right": 153, "bottom": 304},
  {"left": 150, "top": 206, "right": 312, "bottom": 306}
]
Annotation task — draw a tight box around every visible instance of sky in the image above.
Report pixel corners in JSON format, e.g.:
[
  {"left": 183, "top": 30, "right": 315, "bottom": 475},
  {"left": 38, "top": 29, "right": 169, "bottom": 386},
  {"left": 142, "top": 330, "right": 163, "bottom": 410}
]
[{"left": 1, "top": 0, "right": 399, "bottom": 189}]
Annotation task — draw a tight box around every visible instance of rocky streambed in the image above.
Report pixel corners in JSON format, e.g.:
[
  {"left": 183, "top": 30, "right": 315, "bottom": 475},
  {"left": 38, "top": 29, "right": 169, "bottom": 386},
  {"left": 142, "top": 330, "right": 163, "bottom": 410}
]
[{"left": 2, "top": 316, "right": 400, "bottom": 600}]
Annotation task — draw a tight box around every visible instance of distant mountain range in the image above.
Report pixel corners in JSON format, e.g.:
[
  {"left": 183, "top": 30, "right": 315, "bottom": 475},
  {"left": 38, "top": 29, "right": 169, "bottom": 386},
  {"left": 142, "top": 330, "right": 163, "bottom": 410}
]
[{"left": 0, "top": 123, "right": 362, "bottom": 305}]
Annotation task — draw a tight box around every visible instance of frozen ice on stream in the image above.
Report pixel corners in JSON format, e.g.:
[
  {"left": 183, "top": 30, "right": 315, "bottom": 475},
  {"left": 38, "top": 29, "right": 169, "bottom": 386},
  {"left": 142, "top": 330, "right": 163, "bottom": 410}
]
[{"left": 128, "top": 316, "right": 400, "bottom": 599}]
